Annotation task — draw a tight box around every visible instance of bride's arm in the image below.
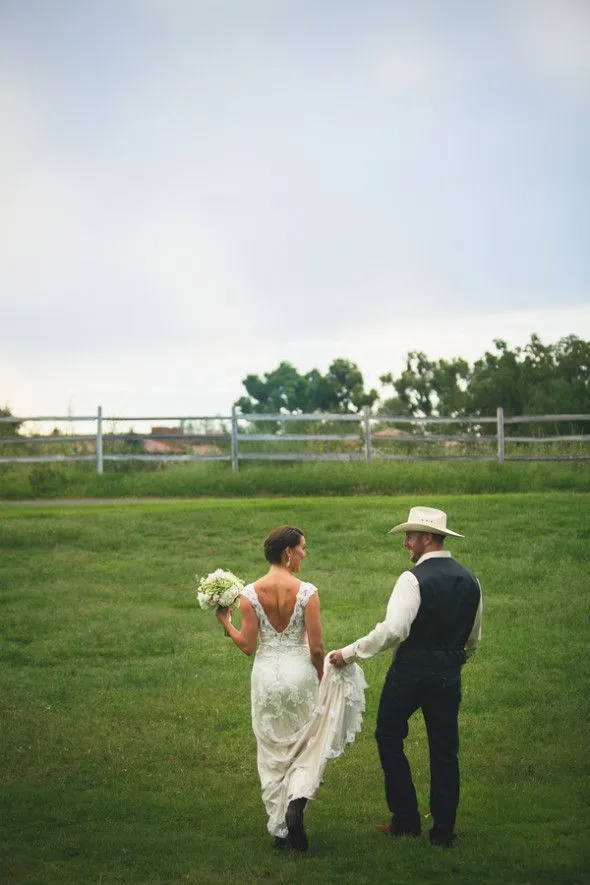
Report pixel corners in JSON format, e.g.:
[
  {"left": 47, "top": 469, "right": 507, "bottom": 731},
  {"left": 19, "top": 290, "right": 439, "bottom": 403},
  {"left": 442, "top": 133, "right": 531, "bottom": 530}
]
[
  {"left": 216, "top": 595, "right": 258, "bottom": 655},
  {"left": 304, "top": 593, "right": 325, "bottom": 682}
]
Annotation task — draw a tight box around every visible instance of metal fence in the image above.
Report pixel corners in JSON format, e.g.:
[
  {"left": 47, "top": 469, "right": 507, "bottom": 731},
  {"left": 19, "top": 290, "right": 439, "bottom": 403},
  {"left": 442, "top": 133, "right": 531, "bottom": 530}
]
[{"left": 0, "top": 406, "right": 588, "bottom": 472}]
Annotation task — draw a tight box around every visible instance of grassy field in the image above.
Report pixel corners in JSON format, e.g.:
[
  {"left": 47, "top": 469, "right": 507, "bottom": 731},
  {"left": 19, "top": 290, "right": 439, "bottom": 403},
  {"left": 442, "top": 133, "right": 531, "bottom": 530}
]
[
  {"left": 1, "top": 458, "right": 589, "bottom": 500},
  {"left": 1, "top": 493, "right": 589, "bottom": 885}
]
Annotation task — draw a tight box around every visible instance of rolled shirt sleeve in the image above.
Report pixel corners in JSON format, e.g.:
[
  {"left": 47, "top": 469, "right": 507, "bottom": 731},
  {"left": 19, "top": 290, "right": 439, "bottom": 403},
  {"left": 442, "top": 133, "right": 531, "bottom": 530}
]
[
  {"left": 340, "top": 571, "right": 421, "bottom": 663},
  {"left": 464, "top": 581, "right": 483, "bottom": 661}
]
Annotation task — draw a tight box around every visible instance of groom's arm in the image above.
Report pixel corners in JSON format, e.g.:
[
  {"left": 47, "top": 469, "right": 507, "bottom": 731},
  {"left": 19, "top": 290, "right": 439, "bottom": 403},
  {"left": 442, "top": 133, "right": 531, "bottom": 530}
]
[
  {"left": 464, "top": 582, "right": 483, "bottom": 662},
  {"left": 332, "top": 572, "right": 420, "bottom": 665}
]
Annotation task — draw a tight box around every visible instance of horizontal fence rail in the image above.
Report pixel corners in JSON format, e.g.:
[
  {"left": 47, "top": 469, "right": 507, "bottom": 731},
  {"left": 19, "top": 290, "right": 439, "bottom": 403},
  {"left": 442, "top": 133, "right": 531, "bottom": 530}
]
[{"left": 0, "top": 407, "right": 588, "bottom": 472}]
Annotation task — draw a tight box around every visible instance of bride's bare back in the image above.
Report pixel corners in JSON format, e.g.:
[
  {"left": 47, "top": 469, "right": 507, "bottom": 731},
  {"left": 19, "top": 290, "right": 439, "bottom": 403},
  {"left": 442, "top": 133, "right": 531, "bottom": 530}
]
[
  {"left": 254, "top": 574, "right": 302, "bottom": 634},
  {"left": 219, "top": 527, "right": 324, "bottom": 685}
]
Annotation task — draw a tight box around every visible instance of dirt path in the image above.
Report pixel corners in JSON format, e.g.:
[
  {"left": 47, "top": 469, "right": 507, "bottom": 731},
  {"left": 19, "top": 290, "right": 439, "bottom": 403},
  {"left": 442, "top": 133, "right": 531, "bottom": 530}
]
[{"left": 0, "top": 498, "right": 185, "bottom": 507}]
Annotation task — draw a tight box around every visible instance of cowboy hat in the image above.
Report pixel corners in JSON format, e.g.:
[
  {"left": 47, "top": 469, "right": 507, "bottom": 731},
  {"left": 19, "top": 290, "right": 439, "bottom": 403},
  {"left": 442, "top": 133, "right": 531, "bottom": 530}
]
[{"left": 389, "top": 506, "right": 464, "bottom": 538}]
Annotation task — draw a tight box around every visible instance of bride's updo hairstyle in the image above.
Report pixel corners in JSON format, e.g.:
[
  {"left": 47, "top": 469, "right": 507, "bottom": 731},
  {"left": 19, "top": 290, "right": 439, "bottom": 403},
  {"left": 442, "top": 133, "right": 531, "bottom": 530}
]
[{"left": 264, "top": 525, "right": 304, "bottom": 564}]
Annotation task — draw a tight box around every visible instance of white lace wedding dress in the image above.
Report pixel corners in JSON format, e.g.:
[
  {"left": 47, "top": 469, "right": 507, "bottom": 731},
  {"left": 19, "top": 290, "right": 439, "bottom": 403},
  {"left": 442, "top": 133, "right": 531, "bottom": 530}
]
[{"left": 242, "top": 581, "right": 367, "bottom": 838}]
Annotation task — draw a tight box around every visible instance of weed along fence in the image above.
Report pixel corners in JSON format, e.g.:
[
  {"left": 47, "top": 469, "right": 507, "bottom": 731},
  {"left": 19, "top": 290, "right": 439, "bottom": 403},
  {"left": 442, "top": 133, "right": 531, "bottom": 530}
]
[{"left": 1, "top": 407, "right": 589, "bottom": 473}]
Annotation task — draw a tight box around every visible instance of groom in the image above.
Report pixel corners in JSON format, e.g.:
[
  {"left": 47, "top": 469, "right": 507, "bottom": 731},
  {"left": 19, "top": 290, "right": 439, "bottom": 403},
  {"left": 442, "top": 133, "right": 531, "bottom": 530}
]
[{"left": 330, "top": 506, "right": 482, "bottom": 847}]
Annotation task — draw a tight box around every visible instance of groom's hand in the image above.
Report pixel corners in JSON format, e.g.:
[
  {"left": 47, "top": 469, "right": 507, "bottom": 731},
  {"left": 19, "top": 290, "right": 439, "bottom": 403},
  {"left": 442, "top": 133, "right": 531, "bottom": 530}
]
[{"left": 329, "top": 650, "right": 346, "bottom": 668}]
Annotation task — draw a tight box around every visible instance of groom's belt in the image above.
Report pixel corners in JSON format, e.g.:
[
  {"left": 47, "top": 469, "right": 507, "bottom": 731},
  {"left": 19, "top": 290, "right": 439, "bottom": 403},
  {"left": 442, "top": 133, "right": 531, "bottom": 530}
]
[{"left": 394, "top": 647, "right": 467, "bottom": 669}]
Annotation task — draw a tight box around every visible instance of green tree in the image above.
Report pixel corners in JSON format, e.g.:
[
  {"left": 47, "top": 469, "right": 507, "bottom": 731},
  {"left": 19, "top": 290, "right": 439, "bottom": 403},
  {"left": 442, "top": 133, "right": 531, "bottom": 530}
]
[
  {"left": 0, "top": 406, "right": 21, "bottom": 437},
  {"left": 466, "top": 334, "right": 590, "bottom": 418},
  {"left": 379, "top": 353, "right": 471, "bottom": 419},
  {"left": 235, "top": 359, "right": 377, "bottom": 415},
  {"left": 235, "top": 362, "right": 308, "bottom": 415},
  {"left": 465, "top": 334, "right": 590, "bottom": 435},
  {"left": 307, "top": 359, "right": 378, "bottom": 413},
  {"left": 523, "top": 335, "right": 590, "bottom": 418},
  {"left": 466, "top": 339, "right": 526, "bottom": 417}
]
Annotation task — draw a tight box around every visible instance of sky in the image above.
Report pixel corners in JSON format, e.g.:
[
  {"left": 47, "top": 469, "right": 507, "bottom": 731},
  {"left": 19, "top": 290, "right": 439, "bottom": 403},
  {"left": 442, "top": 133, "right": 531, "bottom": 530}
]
[{"left": 1, "top": 0, "right": 589, "bottom": 424}]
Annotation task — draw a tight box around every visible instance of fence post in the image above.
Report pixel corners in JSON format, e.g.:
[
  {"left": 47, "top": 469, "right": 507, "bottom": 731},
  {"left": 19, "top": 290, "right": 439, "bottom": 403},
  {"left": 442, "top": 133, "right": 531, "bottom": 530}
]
[
  {"left": 363, "top": 407, "right": 372, "bottom": 462},
  {"left": 496, "top": 406, "right": 505, "bottom": 464},
  {"left": 96, "top": 405, "right": 104, "bottom": 474},
  {"left": 231, "top": 405, "right": 239, "bottom": 471}
]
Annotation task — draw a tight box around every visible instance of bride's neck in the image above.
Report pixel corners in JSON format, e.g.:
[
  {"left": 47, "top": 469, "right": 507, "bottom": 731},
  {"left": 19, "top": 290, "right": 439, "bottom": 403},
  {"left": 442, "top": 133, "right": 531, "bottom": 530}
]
[{"left": 269, "top": 563, "right": 292, "bottom": 577}]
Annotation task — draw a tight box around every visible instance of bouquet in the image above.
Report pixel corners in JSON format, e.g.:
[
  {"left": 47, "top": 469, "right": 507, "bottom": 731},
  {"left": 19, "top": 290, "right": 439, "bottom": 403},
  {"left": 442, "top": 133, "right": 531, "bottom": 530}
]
[{"left": 196, "top": 568, "right": 244, "bottom": 611}]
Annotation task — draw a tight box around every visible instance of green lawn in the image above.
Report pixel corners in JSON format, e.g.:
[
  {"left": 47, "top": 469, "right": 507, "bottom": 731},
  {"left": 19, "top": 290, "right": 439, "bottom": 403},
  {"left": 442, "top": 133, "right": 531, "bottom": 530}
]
[{"left": 1, "top": 493, "right": 588, "bottom": 884}]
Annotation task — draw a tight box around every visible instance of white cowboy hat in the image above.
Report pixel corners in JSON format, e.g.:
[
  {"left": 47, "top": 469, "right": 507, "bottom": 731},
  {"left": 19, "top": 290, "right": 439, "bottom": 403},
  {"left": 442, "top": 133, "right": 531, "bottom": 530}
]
[{"left": 389, "top": 506, "right": 464, "bottom": 538}]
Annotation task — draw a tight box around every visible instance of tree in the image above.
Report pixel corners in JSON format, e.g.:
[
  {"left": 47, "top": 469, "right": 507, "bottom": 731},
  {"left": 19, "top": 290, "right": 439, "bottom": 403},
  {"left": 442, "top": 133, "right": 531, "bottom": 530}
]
[
  {"left": 466, "top": 334, "right": 590, "bottom": 429},
  {"left": 235, "top": 359, "right": 377, "bottom": 416},
  {"left": 234, "top": 336, "right": 589, "bottom": 431},
  {"left": 379, "top": 353, "right": 471, "bottom": 419},
  {"left": 523, "top": 335, "right": 590, "bottom": 418},
  {"left": 235, "top": 362, "right": 308, "bottom": 415},
  {"left": 307, "top": 359, "right": 378, "bottom": 413},
  {"left": 0, "top": 406, "right": 21, "bottom": 437},
  {"left": 466, "top": 339, "right": 527, "bottom": 417}
]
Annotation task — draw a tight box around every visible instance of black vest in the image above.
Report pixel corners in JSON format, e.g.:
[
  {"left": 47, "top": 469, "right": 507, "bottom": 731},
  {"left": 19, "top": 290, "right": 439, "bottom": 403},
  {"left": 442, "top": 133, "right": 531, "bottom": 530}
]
[{"left": 395, "top": 556, "right": 480, "bottom": 671}]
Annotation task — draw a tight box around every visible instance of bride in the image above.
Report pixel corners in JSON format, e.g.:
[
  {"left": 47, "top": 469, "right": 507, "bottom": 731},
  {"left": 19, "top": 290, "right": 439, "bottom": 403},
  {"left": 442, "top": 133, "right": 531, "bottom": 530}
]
[{"left": 216, "top": 525, "right": 366, "bottom": 851}]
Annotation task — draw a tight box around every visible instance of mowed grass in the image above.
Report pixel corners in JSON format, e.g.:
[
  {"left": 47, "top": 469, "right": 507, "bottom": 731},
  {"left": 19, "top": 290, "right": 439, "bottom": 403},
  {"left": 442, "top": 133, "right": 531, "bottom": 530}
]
[{"left": 1, "top": 493, "right": 588, "bottom": 885}]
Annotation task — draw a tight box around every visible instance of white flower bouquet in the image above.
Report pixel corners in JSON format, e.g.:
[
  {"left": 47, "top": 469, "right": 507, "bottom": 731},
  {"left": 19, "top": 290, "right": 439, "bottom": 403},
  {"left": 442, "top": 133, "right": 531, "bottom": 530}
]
[{"left": 196, "top": 568, "right": 244, "bottom": 611}]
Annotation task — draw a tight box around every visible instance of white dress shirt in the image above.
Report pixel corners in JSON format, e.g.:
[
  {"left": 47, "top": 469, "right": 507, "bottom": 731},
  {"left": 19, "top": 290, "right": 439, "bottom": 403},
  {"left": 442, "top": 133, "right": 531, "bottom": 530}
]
[{"left": 340, "top": 551, "right": 483, "bottom": 664}]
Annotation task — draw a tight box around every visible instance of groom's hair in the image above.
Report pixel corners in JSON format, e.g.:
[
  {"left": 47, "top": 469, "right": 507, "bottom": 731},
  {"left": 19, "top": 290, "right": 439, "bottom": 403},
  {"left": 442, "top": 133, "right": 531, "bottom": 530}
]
[{"left": 264, "top": 525, "right": 304, "bottom": 564}]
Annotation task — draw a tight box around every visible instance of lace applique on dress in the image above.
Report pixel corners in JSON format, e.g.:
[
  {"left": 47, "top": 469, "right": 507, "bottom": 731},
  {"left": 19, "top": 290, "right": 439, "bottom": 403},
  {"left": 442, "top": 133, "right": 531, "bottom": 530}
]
[{"left": 241, "top": 580, "right": 366, "bottom": 839}]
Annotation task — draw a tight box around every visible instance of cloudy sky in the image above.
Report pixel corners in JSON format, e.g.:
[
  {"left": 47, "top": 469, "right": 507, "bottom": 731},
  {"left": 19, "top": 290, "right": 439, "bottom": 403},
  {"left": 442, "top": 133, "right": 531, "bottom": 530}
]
[{"left": 1, "top": 0, "right": 589, "bottom": 422}]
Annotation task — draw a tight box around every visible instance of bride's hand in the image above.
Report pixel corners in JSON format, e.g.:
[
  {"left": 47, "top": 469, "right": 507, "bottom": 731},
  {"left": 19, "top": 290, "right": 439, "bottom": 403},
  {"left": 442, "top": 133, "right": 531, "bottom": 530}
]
[{"left": 216, "top": 608, "right": 231, "bottom": 631}]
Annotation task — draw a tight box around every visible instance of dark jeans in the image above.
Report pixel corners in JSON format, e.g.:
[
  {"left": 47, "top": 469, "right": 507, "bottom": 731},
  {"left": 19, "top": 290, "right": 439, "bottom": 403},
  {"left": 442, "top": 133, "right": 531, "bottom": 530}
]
[{"left": 375, "top": 664, "right": 462, "bottom": 839}]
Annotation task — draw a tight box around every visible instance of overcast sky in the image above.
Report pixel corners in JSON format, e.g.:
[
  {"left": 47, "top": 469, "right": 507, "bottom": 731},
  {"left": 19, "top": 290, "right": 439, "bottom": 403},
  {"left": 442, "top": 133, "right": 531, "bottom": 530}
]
[{"left": 1, "top": 0, "right": 589, "bottom": 421}]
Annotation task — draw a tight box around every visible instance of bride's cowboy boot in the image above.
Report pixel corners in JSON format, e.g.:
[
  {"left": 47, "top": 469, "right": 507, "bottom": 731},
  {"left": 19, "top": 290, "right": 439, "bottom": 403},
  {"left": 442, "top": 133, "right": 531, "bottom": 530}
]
[{"left": 286, "top": 798, "right": 309, "bottom": 852}]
